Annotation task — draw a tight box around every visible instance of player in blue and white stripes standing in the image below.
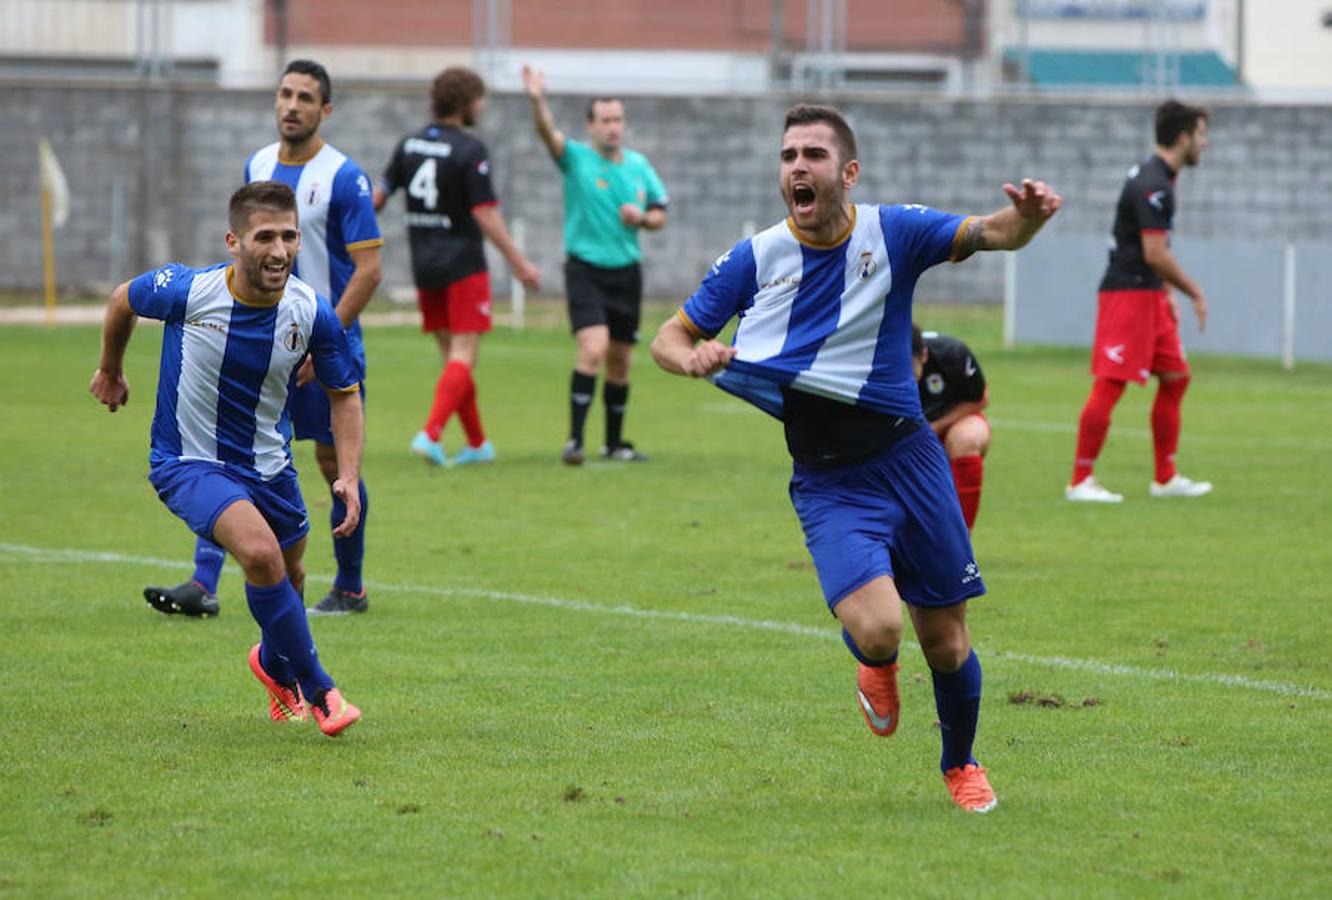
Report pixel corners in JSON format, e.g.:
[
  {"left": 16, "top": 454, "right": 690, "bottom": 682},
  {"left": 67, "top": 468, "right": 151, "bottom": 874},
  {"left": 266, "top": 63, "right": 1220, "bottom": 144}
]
[
  {"left": 652, "top": 105, "right": 1061, "bottom": 813},
  {"left": 91, "top": 181, "right": 362, "bottom": 736},
  {"left": 144, "top": 60, "right": 383, "bottom": 618}
]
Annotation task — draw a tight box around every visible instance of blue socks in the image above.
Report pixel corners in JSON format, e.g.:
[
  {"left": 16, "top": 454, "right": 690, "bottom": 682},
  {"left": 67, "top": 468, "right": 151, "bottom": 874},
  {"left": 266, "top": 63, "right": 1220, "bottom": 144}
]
[
  {"left": 841, "top": 627, "right": 898, "bottom": 668},
  {"left": 245, "top": 577, "right": 334, "bottom": 701},
  {"left": 192, "top": 537, "right": 226, "bottom": 595},
  {"left": 331, "top": 479, "right": 368, "bottom": 595},
  {"left": 931, "top": 649, "right": 983, "bottom": 772}
]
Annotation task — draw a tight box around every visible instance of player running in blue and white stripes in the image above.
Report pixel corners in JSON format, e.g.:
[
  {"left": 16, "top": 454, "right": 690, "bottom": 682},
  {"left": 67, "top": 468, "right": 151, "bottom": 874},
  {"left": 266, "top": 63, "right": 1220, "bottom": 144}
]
[
  {"left": 653, "top": 104, "right": 1061, "bottom": 813},
  {"left": 91, "top": 181, "right": 363, "bottom": 736}
]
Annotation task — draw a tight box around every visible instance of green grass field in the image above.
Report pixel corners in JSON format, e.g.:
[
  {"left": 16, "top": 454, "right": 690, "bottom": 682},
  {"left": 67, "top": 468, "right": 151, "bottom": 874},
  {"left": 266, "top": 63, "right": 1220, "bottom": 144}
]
[{"left": 2, "top": 303, "right": 1329, "bottom": 897}]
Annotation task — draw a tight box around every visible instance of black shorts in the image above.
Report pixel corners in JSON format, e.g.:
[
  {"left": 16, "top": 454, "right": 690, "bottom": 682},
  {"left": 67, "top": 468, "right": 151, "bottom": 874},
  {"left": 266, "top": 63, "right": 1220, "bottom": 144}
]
[{"left": 564, "top": 256, "right": 643, "bottom": 344}]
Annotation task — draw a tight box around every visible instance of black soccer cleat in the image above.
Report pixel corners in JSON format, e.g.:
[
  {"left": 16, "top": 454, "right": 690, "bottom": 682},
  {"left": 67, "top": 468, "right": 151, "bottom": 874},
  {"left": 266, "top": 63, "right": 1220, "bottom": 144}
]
[
  {"left": 561, "top": 438, "right": 585, "bottom": 466},
  {"left": 601, "top": 441, "right": 649, "bottom": 462},
  {"left": 143, "top": 580, "right": 220, "bottom": 618},
  {"left": 308, "top": 587, "right": 369, "bottom": 616}
]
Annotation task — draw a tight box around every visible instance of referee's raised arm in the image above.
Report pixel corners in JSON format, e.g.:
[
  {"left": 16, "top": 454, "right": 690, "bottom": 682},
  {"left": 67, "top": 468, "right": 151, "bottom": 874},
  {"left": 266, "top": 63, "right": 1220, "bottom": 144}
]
[{"left": 522, "top": 64, "right": 566, "bottom": 162}]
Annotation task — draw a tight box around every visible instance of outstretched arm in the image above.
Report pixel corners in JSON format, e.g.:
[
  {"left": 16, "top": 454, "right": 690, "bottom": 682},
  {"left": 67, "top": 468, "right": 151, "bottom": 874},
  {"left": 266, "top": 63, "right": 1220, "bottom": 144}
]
[
  {"left": 89, "top": 281, "right": 136, "bottom": 411},
  {"left": 522, "top": 65, "right": 566, "bottom": 162},
  {"left": 953, "top": 178, "right": 1062, "bottom": 259},
  {"left": 651, "top": 314, "right": 736, "bottom": 378}
]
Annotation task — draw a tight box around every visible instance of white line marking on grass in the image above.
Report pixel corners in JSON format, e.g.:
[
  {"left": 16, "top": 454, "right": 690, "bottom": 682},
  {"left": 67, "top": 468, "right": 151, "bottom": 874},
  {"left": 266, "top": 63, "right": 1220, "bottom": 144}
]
[{"left": 3, "top": 540, "right": 1328, "bottom": 701}]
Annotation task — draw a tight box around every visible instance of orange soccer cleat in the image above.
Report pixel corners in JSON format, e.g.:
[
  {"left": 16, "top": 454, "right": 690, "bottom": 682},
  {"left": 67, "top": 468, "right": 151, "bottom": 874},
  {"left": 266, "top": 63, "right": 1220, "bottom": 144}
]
[
  {"left": 943, "top": 763, "right": 997, "bottom": 814},
  {"left": 855, "top": 661, "right": 900, "bottom": 737},
  {"left": 248, "top": 643, "right": 307, "bottom": 722},
  {"left": 310, "top": 687, "right": 361, "bottom": 737}
]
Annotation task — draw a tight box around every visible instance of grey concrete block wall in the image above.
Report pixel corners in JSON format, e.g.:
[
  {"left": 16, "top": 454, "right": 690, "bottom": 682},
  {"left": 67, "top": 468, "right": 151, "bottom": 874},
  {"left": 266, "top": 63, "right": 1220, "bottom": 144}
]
[{"left": 4, "top": 80, "right": 1331, "bottom": 304}]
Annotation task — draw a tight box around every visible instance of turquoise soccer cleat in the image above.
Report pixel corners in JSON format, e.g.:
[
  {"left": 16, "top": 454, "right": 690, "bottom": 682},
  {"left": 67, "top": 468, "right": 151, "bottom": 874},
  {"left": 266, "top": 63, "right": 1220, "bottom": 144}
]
[{"left": 410, "top": 430, "right": 447, "bottom": 467}]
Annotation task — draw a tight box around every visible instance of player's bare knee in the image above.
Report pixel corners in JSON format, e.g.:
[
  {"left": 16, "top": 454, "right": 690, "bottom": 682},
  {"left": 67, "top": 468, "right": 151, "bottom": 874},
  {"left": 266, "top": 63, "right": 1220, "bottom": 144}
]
[
  {"left": 224, "top": 530, "right": 284, "bottom": 585},
  {"left": 946, "top": 416, "right": 990, "bottom": 458},
  {"left": 237, "top": 548, "right": 285, "bottom": 586},
  {"left": 918, "top": 632, "right": 970, "bottom": 672},
  {"left": 841, "top": 607, "right": 903, "bottom": 659},
  {"left": 578, "top": 348, "right": 607, "bottom": 371},
  {"left": 856, "top": 623, "right": 903, "bottom": 661}
]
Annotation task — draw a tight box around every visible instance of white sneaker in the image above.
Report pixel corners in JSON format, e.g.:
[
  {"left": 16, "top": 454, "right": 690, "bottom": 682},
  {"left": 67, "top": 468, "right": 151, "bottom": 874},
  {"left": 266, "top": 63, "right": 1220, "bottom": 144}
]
[
  {"left": 1150, "top": 474, "right": 1212, "bottom": 498},
  {"left": 1065, "top": 476, "right": 1123, "bottom": 503}
]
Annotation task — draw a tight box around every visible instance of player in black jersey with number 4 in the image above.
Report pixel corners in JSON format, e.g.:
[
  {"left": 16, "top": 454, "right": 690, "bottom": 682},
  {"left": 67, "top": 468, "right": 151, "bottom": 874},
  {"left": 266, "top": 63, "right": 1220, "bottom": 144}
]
[
  {"left": 912, "top": 325, "right": 989, "bottom": 531},
  {"left": 375, "top": 67, "right": 540, "bottom": 467}
]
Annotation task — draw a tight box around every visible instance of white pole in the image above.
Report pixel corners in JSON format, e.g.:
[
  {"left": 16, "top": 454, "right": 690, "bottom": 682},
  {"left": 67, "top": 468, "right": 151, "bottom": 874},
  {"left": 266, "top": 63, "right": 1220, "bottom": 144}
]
[
  {"left": 1002, "top": 250, "right": 1017, "bottom": 348},
  {"left": 1281, "top": 242, "right": 1296, "bottom": 371},
  {"left": 510, "top": 217, "right": 526, "bottom": 331}
]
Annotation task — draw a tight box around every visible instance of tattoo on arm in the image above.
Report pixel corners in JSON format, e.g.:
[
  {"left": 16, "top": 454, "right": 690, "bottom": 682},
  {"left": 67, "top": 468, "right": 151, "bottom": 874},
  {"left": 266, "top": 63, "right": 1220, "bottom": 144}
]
[{"left": 954, "top": 217, "right": 987, "bottom": 261}]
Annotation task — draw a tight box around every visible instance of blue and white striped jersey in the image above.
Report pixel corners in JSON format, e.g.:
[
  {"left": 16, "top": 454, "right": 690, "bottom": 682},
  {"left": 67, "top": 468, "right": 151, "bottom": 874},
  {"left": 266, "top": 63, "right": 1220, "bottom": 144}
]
[
  {"left": 128, "top": 262, "right": 361, "bottom": 481},
  {"left": 678, "top": 203, "right": 971, "bottom": 421},
  {"left": 245, "top": 141, "right": 383, "bottom": 362}
]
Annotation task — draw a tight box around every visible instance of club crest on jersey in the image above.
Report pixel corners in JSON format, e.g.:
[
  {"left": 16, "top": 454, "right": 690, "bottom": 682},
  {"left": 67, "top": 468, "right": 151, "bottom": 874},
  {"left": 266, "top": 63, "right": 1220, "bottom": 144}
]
[
  {"left": 282, "top": 321, "right": 306, "bottom": 355},
  {"left": 925, "top": 373, "right": 945, "bottom": 395},
  {"left": 857, "top": 251, "right": 877, "bottom": 280}
]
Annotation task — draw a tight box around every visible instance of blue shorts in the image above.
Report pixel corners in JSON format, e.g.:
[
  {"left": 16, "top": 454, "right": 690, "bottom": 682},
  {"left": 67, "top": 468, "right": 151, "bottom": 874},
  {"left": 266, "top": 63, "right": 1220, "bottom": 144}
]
[
  {"left": 291, "top": 358, "right": 366, "bottom": 445},
  {"left": 788, "top": 425, "right": 985, "bottom": 610},
  {"left": 149, "top": 460, "right": 311, "bottom": 549}
]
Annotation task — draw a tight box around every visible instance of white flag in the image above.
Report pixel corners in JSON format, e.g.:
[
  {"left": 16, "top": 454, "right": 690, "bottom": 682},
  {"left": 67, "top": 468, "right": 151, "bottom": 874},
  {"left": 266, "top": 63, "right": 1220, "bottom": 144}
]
[{"left": 38, "top": 138, "right": 69, "bottom": 229}]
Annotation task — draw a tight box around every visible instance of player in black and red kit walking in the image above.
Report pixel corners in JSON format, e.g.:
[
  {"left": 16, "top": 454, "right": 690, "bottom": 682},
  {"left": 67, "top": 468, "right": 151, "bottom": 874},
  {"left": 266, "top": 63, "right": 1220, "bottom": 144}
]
[
  {"left": 1067, "top": 99, "right": 1212, "bottom": 503},
  {"left": 913, "top": 325, "right": 989, "bottom": 531},
  {"left": 375, "top": 67, "right": 540, "bottom": 467}
]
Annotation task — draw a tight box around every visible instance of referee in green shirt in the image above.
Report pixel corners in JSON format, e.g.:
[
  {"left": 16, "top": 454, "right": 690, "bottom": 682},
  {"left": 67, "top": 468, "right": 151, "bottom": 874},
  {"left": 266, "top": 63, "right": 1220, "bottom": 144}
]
[{"left": 523, "top": 65, "right": 669, "bottom": 464}]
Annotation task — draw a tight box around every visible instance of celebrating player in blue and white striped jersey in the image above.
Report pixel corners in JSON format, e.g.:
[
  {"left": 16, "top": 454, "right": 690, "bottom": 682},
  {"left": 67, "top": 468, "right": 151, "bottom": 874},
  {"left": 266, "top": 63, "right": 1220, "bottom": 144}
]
[
  {"left": 91, "top": 181, "right": 363, "bottom": 736},
  {"left": 653, "top": 104, "right": 1061, "bottom": 814},
  {"left": 146, "top": 60, "right": 383, "bottom": 619}
]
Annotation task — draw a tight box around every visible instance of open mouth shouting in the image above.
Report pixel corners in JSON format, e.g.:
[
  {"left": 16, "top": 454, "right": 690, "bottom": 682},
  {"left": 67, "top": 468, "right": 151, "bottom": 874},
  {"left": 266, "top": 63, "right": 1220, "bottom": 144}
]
[{"left": 790, "top": 182, "right": 817, "bottom": 218}]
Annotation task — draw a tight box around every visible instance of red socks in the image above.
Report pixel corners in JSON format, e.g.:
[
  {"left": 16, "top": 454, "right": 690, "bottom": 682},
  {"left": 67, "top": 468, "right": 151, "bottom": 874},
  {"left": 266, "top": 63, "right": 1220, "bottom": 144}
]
[
  {"left": 1072, "top": 377, "right": 1126, "bottom": 485},
  {"left": 425, "top": 360, "right": 483, "bottom": 444},
  {"left": 1152, "top": 376, "right": 1189, "bottom": 484},
  {"left": 457, "top": 383, "right": 485, "bottom": 448},
  {"left": 950, "top": 455, "right": 984, "bottom": 531}
]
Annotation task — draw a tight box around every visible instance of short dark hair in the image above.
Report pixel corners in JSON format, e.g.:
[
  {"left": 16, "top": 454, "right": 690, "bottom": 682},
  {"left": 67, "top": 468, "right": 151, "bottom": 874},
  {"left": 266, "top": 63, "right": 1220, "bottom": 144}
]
[
  {"left": 586, "top": 97, "right": 623, "bottom": 122},
  {"left": 431, "top": 67, "right": 485, "bottom": 119},
  {"left": 911, "top": 323, "right": 924, "bottom": 358},
  {"left": 783, "top": 104, "right": 858, "bottom": 164},
  {"left": 283, "top": 59, "right": 332, "bottom": 105},
  {"left": 229, "top": 181, "right": 297, "bottom": 235},
  {"left": 1155, "top": 99, "right": 1207, "bottom": 147}
]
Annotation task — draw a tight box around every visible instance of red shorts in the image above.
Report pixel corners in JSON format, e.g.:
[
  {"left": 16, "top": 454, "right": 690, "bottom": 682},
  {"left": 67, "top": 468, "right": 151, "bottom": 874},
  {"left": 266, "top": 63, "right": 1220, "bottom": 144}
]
[
  {"left": 1091, "top": 289, "right": 1188, "bottom": 385},
  {"left": 417, "top": 271, "right": 493, "bottom": 334}
]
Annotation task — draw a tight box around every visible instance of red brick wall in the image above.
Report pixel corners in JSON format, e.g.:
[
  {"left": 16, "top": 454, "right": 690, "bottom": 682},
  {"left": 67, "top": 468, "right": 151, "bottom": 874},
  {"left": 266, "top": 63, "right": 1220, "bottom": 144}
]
[{"left": 268, "top": 0, "right": 969, "bottom": 54}]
